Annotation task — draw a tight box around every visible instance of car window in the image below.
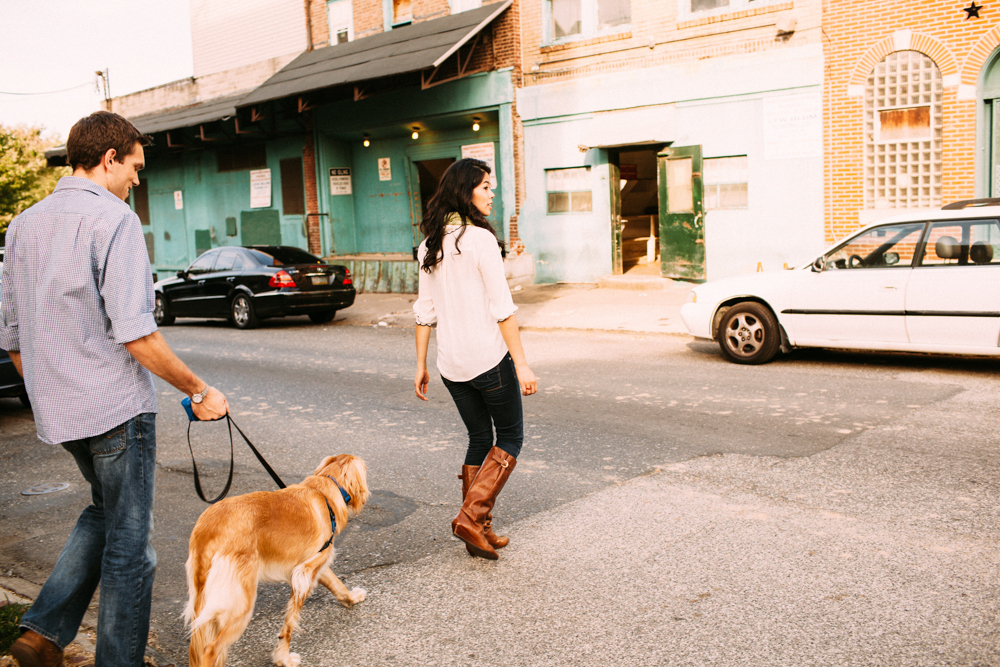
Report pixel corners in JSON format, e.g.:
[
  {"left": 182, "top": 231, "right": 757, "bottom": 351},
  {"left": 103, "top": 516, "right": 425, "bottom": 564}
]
[
  {"left": 918, "top": 219, "right": 1000, "bottom": 267},
  {"left": 232, "top": 255, "right": 243, "bottom": 271},
  {"left": 188, "top": 251, "right": 218, "bottom": 275},
  {"left": 248, "top": 247, "right": 324, "bottom": 266},
  {"left": 825, "top": 223, "right": 924, "bottom": 270},
  {"left": 214, "top": 250, "right": 237, "bottom": 272}
]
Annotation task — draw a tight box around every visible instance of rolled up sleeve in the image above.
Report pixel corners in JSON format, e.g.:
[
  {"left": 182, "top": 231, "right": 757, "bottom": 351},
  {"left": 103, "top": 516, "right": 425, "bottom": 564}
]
[
  {"left": 99, "top": 212, "right": 158, "bottom": 344},
  {"left": 413, "top": 245, "right": 437, "bottom": 327},
  {"left": 478, "top": 237, "right": 517, "bottom": 323}
]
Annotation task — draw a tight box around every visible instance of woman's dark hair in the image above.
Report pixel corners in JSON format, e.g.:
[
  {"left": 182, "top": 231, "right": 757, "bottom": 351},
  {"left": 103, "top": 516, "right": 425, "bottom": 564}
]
[
  {"left": 67, "top": 111, "right": 152, "bottom": 171},
  {"left": 419, "top": 158, "right": 503, "bottom": 273}
]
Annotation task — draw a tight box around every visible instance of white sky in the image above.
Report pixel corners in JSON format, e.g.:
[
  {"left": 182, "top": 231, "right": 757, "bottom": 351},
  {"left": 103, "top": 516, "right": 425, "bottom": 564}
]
[{"left": 0, "top": 0, "right": 194, "bottom": 141}]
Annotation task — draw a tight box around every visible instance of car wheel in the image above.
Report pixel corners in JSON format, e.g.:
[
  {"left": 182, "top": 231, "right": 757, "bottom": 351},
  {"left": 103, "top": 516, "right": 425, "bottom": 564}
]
[
  {"left": 231, "top": 294, "right": 259, "bottom": 329},
  {"left": 308, "top": 310, "right": 336, "bottom": 324},
  {"left": 154, "top": 294, "right": 175, "bottom": 326},
  {"left": 18, "top": 392, "right": 30, "bottom": 408},
  {"left": 718, "top": 302, "right": 781, "bottom": 365}
]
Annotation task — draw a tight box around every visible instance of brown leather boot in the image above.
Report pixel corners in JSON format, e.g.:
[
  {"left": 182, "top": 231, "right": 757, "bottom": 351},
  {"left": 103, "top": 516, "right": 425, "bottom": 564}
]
[
  {"left": 10, "top": 630, "right": 64, "bottom": 667},
  {"left": 460, "top": 465, "right": 509, "bottom": 551},
  {"left": 452, "top": 447, "right": 516, "bottom": 560}
]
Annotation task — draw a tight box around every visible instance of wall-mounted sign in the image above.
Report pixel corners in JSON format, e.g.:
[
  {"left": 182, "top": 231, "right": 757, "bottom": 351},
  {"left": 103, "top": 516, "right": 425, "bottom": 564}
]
[
  {"left": 763, "top": 92, "right": 822, "bottom": 161},
  {"left": 378, "top": 157, "right": 392, "bottom": 181},
  {"left": 461, "top": 142, "right": 497, "bottom": 189},
  {"left": 619, "top": 163, "right": 638, "bottom": 181},
  {"left": 250, "top": 168, "right": 272, "bottom": 208},
  {"left": 173, "top": 190, "right": 183, "bottom": 210},
  {"left": 329, "top": 168, "right": 352, "bottom": 195}
]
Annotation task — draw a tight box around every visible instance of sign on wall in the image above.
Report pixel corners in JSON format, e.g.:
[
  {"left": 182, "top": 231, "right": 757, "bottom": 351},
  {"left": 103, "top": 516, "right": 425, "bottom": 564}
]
[
  {"left": 329, "top": 168, "right": 352, "bottom": 195},
  {"left": 461, "top": 142, "right": 497, "bottom": 189},
  {"left": 250, "top": 169, "right": 272, "bottom": 208},
  {"left": 378, "top": 158, "right": 392, "bottom": 181},
  {"left": 763, "top": 92, "right": 822, "bottom": 161},
  {"left": 173, "top": 190, "right": 183, "bottom": 210}
]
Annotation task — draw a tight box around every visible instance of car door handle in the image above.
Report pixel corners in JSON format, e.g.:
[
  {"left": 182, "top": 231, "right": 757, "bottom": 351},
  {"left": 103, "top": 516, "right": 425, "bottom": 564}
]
[
  {"left": 227, "top": 277, "right": 235, "bottom": 282},
  {"left": 198, "top": 280, "right": 206, "bottom": 285}
]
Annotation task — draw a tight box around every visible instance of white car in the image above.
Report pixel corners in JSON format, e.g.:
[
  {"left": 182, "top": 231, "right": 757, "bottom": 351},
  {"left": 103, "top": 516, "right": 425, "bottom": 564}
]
[{"left": 681, "top": 199, "right": 1000, "bottom": 364}]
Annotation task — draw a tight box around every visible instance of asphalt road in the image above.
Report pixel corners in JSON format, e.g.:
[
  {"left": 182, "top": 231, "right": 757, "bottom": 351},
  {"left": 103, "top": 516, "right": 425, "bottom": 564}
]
[{"left": 1, "top": 317, "right": 996, "bottom": 665}]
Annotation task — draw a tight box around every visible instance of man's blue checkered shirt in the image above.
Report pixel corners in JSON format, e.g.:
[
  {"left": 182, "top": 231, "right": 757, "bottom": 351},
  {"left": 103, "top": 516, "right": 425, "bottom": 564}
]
[{"left": 0, "top": 177, "right": 158, "bottom": 444}]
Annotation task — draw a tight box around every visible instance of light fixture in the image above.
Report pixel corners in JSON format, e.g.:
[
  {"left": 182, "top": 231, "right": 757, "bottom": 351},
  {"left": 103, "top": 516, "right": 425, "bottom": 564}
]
[
  {"left": 363, "top": 134, "right": 370, "bottom": 147},
  {"left": 472, "top": 117, "right": 481, "bottom": 132},
  {"left": 411, "top": 126, "right": 420, "bottom": 140}
]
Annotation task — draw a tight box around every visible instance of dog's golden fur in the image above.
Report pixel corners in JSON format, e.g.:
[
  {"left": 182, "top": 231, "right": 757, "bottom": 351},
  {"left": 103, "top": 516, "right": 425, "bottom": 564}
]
[{"left": 184, "top": 454, "right": 370, "bottom": 667}]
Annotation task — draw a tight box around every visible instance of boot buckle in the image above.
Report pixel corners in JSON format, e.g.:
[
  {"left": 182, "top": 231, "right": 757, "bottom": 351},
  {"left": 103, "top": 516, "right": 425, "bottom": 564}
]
[{"left": 500, "top": 460, "right": 508, "bottom": 468}]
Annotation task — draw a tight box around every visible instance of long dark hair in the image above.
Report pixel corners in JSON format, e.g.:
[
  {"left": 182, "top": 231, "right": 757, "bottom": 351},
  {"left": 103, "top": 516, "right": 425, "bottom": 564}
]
[{"left": 419, "top": 158, "right": 503, "bottom": 273}]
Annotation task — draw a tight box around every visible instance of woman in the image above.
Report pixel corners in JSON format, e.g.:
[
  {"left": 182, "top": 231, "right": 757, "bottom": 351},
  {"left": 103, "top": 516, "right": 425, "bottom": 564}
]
[{"left": 413, "top": 158, "right": 538, "bottom": 561}]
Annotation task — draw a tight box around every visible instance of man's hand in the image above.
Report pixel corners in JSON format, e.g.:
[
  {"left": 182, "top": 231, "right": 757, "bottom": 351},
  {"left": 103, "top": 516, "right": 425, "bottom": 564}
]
[
  {"left": 192, "top": 386, "right": 228, "bottom": 420},
  {"left": 415, "top": 367, "right": 430, "bottom": 401}
]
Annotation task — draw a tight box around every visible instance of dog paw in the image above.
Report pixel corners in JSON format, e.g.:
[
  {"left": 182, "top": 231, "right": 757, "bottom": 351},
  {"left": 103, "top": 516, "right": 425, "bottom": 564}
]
[
  {"left": 349, "top": 587, "right": 367, "bottom": 605},
  {"left": 274, "top": 652, "right": 301, "bottom": 667}
]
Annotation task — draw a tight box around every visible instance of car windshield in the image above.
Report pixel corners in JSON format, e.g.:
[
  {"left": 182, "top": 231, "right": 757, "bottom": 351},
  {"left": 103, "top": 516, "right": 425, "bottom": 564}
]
[{"left": 247, "top": 247, "right": 324, "bottom": 266}]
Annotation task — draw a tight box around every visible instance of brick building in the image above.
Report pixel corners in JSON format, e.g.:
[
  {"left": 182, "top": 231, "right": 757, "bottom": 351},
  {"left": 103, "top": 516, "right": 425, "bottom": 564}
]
[{"left": 823, "top": 0, "right": 1000, "bottom": 244}]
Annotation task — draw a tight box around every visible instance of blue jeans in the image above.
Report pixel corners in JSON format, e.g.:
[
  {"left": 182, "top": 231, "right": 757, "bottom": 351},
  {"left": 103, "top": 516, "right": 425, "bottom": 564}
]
[
  {"left": 21, "top": 413, "right": 157, "bottom": 667},
  {"left": 442, "top": 353, "right": 523, "bottom": 465}
]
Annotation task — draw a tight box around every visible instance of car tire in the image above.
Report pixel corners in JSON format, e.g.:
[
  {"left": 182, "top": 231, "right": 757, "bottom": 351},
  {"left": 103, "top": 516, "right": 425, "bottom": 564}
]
[
  {"left": 308, "top": 310, "right": 336, "bottom": 324},
  {"left": 717, "top": 302, "right": 781, "bottom": 365},
  {"left": 231, "top": 294, "right": 259, "bottom": 329},
  {"left": 154, "top": 293, "right": 175, "bottom": 326}
]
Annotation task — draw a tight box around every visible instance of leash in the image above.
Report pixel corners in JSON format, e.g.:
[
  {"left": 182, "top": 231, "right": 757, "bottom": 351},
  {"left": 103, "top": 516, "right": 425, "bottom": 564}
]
[{"left": 185, "top": 412, "right": 287, "bottom": 504}]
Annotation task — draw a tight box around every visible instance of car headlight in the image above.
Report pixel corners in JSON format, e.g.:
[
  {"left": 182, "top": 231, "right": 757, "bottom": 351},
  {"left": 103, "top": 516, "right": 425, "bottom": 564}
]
[{"left": 687, "top": 290, "right": 697, "bottom": 303}]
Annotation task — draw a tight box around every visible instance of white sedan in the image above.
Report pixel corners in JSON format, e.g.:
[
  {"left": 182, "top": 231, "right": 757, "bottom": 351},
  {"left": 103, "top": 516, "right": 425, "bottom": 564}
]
[{"left": 680, "top": 201, "right": 1000, "bottom": 364}]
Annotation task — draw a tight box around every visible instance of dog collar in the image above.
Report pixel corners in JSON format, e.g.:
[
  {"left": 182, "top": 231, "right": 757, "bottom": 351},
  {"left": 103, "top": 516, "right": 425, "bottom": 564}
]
[{"left": 318, "top": 475, "right": 351, "bottom": 553}]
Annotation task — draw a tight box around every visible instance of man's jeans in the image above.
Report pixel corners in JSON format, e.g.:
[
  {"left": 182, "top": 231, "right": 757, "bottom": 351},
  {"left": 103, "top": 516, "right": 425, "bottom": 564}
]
[
  {"left": 21, "top": 413, "right": 157, "bottom": 667},
  {"left": 442, "top": 353, "right": 523, "bottom": 465}
]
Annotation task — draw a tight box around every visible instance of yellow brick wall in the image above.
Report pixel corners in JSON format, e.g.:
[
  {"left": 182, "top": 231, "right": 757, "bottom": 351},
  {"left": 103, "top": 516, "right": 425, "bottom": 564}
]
[{"left": 823, "top": 0, "right": 1000, "bottom": 244}]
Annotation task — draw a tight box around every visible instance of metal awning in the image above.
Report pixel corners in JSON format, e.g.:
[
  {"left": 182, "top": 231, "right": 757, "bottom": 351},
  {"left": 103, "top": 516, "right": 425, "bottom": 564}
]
[
  {"left": 127, "top": 92, "right": 247, "bottom": 135},
  {"left": 239, "top": 0, "right": 512, "bottom": 107}
]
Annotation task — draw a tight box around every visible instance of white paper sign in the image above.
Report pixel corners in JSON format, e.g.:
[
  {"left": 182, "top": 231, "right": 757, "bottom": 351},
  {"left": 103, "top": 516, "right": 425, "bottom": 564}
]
[
  {"left": 329, "top": 168, "right": 352, "bottom": 195},
  {"left": 378, "top": 158, "right": 392, "bottom": 182},
  {"left": 173, "top": 190, "right": 183, "bottom": 210},
  {"left": 461, "top": 142, "right": 497, "bottom": 189},
  {"left": 763, "top": 92, "right": 822, "bottom": 160},
  {"left": 250, "top": 169, "right": 272, "bottom": 208}
]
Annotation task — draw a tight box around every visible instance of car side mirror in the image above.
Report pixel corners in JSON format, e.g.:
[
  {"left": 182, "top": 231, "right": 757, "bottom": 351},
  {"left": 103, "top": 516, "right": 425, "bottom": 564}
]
[
  {"left": 811, "top": 256, "right": 826, "bottom": 272},
  {"left": 883, "top": 252, "right": 899, "bottom": 266},
  {"left": 177, "top": 270, "right": 189, "bottom": 279}
]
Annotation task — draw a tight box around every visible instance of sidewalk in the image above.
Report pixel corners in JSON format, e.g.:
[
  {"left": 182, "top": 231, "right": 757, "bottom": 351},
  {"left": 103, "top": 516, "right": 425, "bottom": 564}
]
[{"left": 334, "top": 279, "right": 695, "bottom": 335}]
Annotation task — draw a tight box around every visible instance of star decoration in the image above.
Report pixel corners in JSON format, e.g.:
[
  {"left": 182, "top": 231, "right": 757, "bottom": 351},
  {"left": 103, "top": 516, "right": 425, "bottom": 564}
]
[{"left": 964, "top": 1, "right": 983, "bottom": 18}]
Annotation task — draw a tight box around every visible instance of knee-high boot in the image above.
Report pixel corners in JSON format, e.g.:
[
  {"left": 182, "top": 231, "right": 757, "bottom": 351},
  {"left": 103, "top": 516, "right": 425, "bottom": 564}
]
[
  {"left": 460, "top": 465, "right": 509, "bottom": 554},
  {"left": 452, "top": 447, "right": 516, "bottom": 560}
]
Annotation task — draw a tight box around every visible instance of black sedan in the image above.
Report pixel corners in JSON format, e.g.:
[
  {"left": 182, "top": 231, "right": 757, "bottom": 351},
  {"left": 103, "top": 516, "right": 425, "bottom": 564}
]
[
  {"left": 0, "top": 264, "right": 30, "bottom": 406},
  {"left": 154, "top": 246, "right": 355, "bottom": 329}
]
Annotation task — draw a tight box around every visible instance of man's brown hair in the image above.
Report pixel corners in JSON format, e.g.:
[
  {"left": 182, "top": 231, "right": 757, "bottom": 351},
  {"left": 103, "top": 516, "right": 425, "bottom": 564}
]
[{"left": 67, "top": 111, "right": 152, "bottom": 171}]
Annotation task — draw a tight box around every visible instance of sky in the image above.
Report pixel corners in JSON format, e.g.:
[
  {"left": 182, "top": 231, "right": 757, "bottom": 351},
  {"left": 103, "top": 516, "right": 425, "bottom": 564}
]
[{"left": 0, "top": 0, "right": 194, "bottom": 141}]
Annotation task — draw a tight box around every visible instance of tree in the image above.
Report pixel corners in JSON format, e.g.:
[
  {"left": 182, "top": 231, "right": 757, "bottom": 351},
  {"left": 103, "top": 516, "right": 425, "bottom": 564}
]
[{"left": 0, "top": 125, "right": 69, "bottom": 241}]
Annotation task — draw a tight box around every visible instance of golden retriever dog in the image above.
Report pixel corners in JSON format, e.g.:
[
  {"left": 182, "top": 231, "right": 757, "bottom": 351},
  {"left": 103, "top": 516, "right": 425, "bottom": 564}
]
[{"left": 184, "top": 454, "right": 370, "bottom": 667}]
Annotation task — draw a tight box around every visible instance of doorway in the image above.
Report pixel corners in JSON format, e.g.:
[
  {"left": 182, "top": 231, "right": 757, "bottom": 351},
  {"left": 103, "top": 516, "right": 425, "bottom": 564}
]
[
  {"left": 409, "top": 157, "right": 455, "bottom": 253},
  {"left": 617, "top": 149, "right": 662, "bottom": 275}
]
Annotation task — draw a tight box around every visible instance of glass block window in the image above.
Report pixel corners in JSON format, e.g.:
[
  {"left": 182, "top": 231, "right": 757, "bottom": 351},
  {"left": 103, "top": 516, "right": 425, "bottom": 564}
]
[
  {"left": 704, "top": 156, "right": 748, "bottom": 210},
  {"left": 546, "top": 167, "right": 592, "bottom": 213},
  {"left": 864, "top": 51, "right": 943, "bottom": 209}
]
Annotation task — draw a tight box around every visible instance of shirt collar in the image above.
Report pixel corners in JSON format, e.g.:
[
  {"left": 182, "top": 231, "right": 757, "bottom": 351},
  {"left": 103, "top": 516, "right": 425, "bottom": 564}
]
[{"left": 53, "top": 176, "right": 129, "bottom": 206}]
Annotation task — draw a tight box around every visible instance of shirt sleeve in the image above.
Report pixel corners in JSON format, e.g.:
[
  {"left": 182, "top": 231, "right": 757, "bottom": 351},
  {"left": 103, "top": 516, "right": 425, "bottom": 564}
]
[
  {"left": 0, "top": 225, "right": 19, "bottom": 352},
  {"left": 477, "top": 232, "right": 517, "bottom": 323},
  {"left": 98, "top": 211, "right": 158, "bottom": 344},
  {"left": 413, "top": 243, "right": 437, "bottom": 327}
]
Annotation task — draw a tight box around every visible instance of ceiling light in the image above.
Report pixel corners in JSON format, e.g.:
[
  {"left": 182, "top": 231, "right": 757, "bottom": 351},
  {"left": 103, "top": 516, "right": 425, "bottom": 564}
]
[
  {"left": 411, "top": 127, "right": 420, "bottom": 140},
  {"left": 363, "top": 134, "right": 370, "bottom": 147},
  {"left": 472, "top": 117, "right": 481, "bottom": 132}
]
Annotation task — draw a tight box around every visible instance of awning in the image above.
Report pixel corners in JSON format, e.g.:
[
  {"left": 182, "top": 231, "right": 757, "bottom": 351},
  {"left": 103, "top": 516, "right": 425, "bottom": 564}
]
[
  {"left": 239, "top": 0, "right": 512, "bottom": 108},
  {"left": 126, "top": 92, "right": 247, "bottom": 135}
]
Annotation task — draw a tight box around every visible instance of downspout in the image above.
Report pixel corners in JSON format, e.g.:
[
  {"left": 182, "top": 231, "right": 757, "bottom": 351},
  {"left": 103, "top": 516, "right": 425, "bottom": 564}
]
[{"left": 305, "top": 0, "right": 314, "bottom": 51}]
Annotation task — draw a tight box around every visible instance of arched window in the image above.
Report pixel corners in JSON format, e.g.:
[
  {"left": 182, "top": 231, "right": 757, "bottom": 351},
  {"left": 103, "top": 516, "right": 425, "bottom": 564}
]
[{"left": 864, "top": 51, "right": 943, "bottom": 209}]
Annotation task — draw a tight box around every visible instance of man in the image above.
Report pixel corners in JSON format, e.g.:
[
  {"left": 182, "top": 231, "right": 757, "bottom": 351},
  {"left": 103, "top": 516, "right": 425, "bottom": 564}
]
[{"left": 0, "top": 111, "right": 229, "bottom": 667}]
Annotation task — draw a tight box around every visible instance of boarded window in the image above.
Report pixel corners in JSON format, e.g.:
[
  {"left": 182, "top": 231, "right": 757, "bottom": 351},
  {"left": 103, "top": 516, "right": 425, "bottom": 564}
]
[
  {"left": 392, "top": 0, "right": 412, "bottom": 24},
  {"left": 279, "top": 158, "right": 305, "bottom": 215},
  {"left": 704, "top": 156, "right": 748, "bottom": 210},
  {"left": 217, "top": 144, "right": 267, "bottom": 173},
  {"left": 551, "top": 0, "right": 582, "bottom": 38},
  {"left": 546, "top": 167, "right": 592, "bottom": 213},
  {"left": 328, "top": 0, "right": 353, "bottom": 43},
  {"left": 598, "top": 0, "right": 630, "bottom": 29},
  {"left": 876, "top": 106, "right": 930, "bottom": 143},
  {"left": 132, "top": 180, "right": 150, "bottom": 225}
]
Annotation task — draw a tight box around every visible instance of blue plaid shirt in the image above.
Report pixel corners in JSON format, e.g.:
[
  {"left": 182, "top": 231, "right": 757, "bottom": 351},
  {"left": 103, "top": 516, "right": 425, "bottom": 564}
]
[{"left": 0, "top": 177, "right": 158, "bottom": 444}]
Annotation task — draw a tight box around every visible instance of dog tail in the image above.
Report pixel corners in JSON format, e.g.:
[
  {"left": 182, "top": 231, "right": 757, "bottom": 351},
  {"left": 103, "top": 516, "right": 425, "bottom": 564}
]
[{"left": 186, "top": 553, "right": 253, "bottom": 667}]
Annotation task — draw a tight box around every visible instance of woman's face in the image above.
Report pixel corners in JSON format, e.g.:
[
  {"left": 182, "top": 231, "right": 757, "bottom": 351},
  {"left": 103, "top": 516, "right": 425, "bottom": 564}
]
[{"left": 471, "top": 172, "right": 494, "bottom": 217}]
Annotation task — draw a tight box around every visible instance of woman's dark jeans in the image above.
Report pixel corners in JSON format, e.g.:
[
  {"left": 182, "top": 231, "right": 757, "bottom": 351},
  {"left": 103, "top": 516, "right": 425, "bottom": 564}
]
[{"left": 441, "top": 353, "right": 523, "bottom": 465}]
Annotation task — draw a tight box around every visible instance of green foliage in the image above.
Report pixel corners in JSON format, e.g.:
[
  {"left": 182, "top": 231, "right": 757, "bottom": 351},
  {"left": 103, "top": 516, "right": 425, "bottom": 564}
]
[
  {"left": 0, "top": 597, "right": 29, "bottom": 655},
  {"left": 0, "top": 125, "right": 69, "bottom": 237}
]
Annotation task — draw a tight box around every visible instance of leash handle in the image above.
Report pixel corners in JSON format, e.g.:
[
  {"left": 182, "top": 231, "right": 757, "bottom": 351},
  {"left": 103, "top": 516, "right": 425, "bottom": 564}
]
[{"left": 186, "top": 413, "right": 286, "bottom": 504}]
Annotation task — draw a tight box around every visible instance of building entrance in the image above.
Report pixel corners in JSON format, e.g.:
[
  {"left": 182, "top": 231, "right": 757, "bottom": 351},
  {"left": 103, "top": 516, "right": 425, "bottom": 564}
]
[{"left": 611, "top": 148, "right": 663, "bottom": 275}]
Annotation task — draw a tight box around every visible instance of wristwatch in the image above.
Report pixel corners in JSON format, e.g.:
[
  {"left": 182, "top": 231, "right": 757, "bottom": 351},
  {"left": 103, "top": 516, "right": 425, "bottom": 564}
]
[{"left": 191, "top": 385, "right": 210, "bottom": 404}]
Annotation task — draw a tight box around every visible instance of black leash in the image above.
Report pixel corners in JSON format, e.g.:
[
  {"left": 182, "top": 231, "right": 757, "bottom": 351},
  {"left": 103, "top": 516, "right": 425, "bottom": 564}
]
[{"left": 186, "top": 414, "right": 287, "bottom": 504}]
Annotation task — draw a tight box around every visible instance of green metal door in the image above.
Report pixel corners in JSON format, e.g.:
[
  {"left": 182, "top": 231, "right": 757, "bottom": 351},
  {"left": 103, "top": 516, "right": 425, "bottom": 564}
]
[
  {"left": 148, "top": 188, "right": 190, "bottom": 276},
  {"left": 609, "top": 157, "right": 623, "bottom": 274},
  {"left": 406, "top": 158, "right": 423, "bottom": 257},
  {"left": 657, "top": 146, "right": 704, "bottom": 280}
]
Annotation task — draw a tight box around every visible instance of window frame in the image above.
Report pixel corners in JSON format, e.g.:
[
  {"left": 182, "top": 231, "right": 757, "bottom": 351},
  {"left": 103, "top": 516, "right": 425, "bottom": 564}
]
[
  {"left": 545, "top": 166, "right": 594, "bottom": 215},
  {"left": 383, "top": 0, "right": 412, "bottom": 30},
  {"left": 703, "top": 155, "right": 748, "bottom": 211},
  {"left": 544, "top": 0, "right": 631, "bottom": 46},
  {"left": 914, "top": 218, "right": 1000, "bottom": 268},
  {"left": 676, "top": 0, "right": 784, "bottom": 22},
  {"left": 327, "top": 0, "right": 354, "bottom": 44}
]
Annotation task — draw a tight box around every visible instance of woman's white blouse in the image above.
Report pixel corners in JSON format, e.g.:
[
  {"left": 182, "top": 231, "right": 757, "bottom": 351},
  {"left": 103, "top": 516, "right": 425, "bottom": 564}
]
[{"left": 414, "top": 225, "right": 517, "bottom": 382}]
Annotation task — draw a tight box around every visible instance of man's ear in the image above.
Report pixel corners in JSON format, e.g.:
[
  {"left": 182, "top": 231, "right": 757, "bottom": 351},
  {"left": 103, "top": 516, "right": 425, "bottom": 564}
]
[{"left": 101, "top": 148, "right": 118, "bottom": 170}]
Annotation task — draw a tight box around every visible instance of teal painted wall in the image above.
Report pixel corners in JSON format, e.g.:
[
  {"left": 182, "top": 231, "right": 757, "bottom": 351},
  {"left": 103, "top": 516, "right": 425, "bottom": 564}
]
[{"left": 134, "top": 135, "right": 310, "bottom": 278}]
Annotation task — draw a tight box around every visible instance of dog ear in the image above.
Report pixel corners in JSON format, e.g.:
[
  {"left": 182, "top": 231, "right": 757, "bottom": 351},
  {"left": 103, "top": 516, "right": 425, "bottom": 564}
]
[
  {"left": 313, "top": 456, "right": 338, "bottom": 476},
  {"left": 343, "top": 457, "right": 370, "bottom": 513}
]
